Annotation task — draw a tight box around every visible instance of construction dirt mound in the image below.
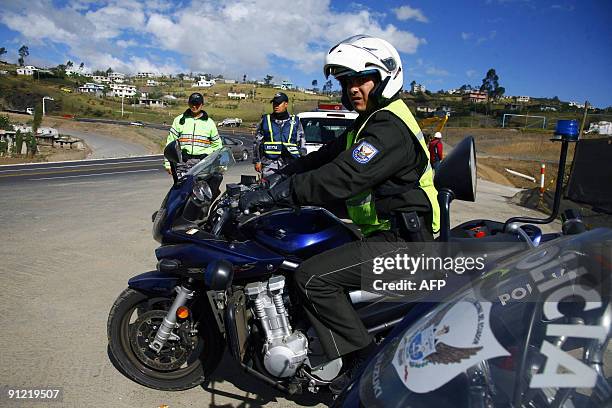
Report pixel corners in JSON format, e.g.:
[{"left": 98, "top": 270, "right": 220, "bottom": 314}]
[{"left": 511, "top": 188, "right": 612, "bottom": 229}]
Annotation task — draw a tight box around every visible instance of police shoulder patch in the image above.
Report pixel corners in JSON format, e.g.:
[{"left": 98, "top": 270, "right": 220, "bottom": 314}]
[{"left": 352, "top": 141, "right": 379, "bottom": 164}]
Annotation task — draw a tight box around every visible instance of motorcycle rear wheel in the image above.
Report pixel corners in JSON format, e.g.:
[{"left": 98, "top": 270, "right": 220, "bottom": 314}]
[{"left": 107, "top": 288, "right": 224, "bottom": 391}]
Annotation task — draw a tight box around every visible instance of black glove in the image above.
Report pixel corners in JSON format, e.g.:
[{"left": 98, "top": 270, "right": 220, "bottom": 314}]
[
  {"left": 239, "top": 178, "right": 294, "bottom": 212},
  {"left": 262, "top": 172, "right": 287, "bottom": 189}
]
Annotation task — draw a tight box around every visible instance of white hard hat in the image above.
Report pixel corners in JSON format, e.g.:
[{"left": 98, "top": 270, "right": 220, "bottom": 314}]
[
  {"left": 323, "top": 35, "right": 403, "bottom": 99},
  {"left": 434, "top": 132, "right": 443, "bottom": 139}
]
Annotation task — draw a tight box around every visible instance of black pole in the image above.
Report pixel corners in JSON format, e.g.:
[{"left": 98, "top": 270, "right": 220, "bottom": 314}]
[
  {"left": 504, "top": 139, "right": 569, "bottom": 230},
  {"left": 438, "top": 189, "right": 454, "bottom": 242}
]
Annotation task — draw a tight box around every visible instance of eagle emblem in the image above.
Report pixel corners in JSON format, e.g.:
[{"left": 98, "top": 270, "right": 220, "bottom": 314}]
[{"left": 352, "top": 141, "right": 379, "bottom": 164}]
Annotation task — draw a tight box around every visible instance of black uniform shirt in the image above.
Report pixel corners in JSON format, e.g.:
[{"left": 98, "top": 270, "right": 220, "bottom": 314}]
[{"left": 281, "top": 100, "right": 433, "bottom": 218}]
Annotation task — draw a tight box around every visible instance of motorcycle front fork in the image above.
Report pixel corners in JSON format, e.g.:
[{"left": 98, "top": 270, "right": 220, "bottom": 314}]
[{"left": 149, "top": 284, "right": 195, "bottom": 353}]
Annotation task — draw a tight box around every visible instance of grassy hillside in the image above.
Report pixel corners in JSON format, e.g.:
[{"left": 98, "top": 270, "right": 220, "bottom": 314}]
[{"left": 0, "top": 64, "right": 335, "bottom": 125}]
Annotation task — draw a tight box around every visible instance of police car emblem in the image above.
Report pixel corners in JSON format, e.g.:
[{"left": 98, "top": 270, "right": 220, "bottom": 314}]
[{"left": 352, "top": 141, "right": 378, "bottom": 164}]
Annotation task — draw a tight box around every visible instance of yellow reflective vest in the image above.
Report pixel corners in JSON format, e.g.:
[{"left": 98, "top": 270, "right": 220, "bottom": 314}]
[
  {"left": 345, "top": 99, "right": 440, "bottom": 236},
  {"left": 164, "top": 112, "right": 222, "bottom": 169}
]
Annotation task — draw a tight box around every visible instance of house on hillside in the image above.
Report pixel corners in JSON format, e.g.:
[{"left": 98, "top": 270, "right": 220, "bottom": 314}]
[
  {"left": 137, "top": 72, "right": 158, "bottom": 78},
  {"left": 146, "top": 79, "right": 159, "bottom": 86},
  {"left": 462, "top": 90, "right": 487, "bottom": 103},
  {"left": 193, "top": 79, "right": 215, "bottom": 87},
  {"left": 16, "top": 65, "right": 37, "bottom": 75},
  {"left": 228, "top": 92, "right": 247, "bottom": 99},
  {"left": 92, "top": 75, "right": 111, "bottom": 84},
  {"left": 109, "top": 72, "right": 125, "bottom": 81},
  {"left": 138, "top": 98, "right": 166, "bottom": 107},
  {"left": 411, "top": 82, "right": 426, "bottom": 93},
  {"left": 515, "top": 95, "right": 530, "bottom": 103},
  {"left": 416, "top": 106, "right": 436, "bottom": 113},
  {"left": 78, "top": 83, "right": 105, "bottom": 96},
  {"left": 109, "top": 84, "right": 137, "bottom": 98}
]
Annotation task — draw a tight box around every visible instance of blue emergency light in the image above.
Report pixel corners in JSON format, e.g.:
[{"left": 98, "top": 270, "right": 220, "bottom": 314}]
[{"left": 554, "top": 119, "right": 580, "bottom": 141}]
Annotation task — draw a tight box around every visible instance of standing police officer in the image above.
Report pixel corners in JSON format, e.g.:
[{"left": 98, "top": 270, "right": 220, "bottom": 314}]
[
  {"left": 240, "top": 35, "right": 440, "bottom": 394},
  {"left": 164, "top": 92, "right": 222, "bottom": 174},
  {"left": 253, "top": 92, "right": 305, "bottom": 178}
]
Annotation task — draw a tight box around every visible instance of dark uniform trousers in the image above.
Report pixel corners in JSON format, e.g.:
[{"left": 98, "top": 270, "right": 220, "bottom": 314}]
[{"left": 294, "top": 224, "right": 433, "bottom": 360}]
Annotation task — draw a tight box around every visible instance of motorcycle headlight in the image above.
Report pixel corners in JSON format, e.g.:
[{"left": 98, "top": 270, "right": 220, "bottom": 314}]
[{"left": 193, "top": 180, "right": 212, "bottom": 202}]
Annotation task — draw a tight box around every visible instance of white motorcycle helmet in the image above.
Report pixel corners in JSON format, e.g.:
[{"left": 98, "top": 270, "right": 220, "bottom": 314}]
[{"left": 324, "top": 35, "right": 404, "bottom": 103}]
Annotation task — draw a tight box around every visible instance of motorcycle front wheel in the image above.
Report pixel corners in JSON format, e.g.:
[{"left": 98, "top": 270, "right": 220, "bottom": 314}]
[{"left": 107, "top": 288, "right": 224, "bottom": 391}]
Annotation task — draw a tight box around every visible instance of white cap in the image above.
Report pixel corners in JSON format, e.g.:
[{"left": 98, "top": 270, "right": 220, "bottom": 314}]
[{"left": 434, "top": 132, "right": 443, "bottom": 139}]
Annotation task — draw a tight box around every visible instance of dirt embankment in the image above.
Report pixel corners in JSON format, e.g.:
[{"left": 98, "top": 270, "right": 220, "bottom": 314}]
[
  {"left": 442, "top": 127, "right": 575, "bottom": 189},
  {"left": 2, "top": 113, "right": 167, "bottom": 164}
]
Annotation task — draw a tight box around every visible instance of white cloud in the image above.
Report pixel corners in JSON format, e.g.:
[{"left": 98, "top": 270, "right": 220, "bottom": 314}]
[
  {"left": 476, "top": 30, "right": 497, "bottom": 44},
  {"left": 466, "top": 69, "right": 477, "bottom": 78},
  {"left": 392, "top": 5, "right": 428, "bottom": 22},
  {"left": 0, "top": 0, "right": 426, "bottom": 79},
  {"left": 461, "top": 32, "right": 472, "bottom": 40},
  {"left": 426, "top": 67, "right": 449, "bottom": 76}
]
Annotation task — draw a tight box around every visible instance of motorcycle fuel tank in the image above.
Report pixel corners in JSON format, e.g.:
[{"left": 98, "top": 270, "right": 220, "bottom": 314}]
[{"left": 240, "top": 207, "right": 357, "bottom": 260}]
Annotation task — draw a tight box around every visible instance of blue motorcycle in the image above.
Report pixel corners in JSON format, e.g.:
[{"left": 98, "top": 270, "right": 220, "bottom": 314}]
[{"left": 107, "top": 136, "right": 551, "bottom": 394}]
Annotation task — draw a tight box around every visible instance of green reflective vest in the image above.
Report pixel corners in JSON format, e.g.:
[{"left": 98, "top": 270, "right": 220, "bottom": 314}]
[
  {"left": 345, "top": 99, "right": 440, "bottom": 236},
  {"left": 164, "top": 113, "right": 222, "bottom": 169}
]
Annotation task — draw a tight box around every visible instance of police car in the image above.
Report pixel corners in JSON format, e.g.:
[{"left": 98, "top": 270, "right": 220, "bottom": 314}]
[{"left": 298, "top": 103, "right": 358, "bottom": 154}]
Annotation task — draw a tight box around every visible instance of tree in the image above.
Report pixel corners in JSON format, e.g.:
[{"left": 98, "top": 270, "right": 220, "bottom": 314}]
[
  {"left": 106, "top": 67, "right": 113, "bottom": 75},
  {"left": 492, "top": 86, "right": 505, "bottom": 100},
  {"left": 480, "top": 68, "right": 500, "bottom": 99},
  {"left": 66, "top": 60, "right": 73, "bottom": 68},
  {"left": 264, "top": 74, "right": 273, "bottom": 85},
  {"left": 0, "top": 115, "right": 11, "bottom": 131},
  {"left": 0, "top": 47, "right": 6, "bottom": 58},
  {"left": 18, "top": 45, "right": 29, "bottom": 66},
  {"left": 32, "top": 104, "right": 42, "bottom": 135},
  {"left": 26, "top": 132, "right": 37, "bottom": 157},
  {"left": 93, "top": 69, "right": 105, "bottom": 76},
  {"left": 243, "top": 74, "right": 247, "bottom": 83},
  {"left": 79, "top": 62, "right": 84, "bottom": 70},
  {"left": 311, "top": 79, "right": 318, "bottom": 88}
]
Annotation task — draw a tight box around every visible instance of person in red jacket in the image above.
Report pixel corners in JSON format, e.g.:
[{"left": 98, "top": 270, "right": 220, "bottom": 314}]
[{"left": 428, "top": 131, "right": 444, "bottom": 170}]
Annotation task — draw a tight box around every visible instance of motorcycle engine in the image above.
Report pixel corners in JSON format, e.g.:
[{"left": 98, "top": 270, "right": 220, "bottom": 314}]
[{"left": 245, "top": 276, "right": 308, "bottom": 378}]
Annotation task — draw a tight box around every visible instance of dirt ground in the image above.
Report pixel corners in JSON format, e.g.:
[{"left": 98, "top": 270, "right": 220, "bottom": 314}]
[{"left": 6, "top": 113, "right": 167, "bottom": 151}]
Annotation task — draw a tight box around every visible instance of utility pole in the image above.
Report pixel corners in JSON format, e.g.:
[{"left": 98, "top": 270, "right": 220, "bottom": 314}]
[
  {"left": 578, "top": 100, "right": 589, "bottom": 139},
  {"left": 121, "top": 95, "right": 124, "bottom": 118}
]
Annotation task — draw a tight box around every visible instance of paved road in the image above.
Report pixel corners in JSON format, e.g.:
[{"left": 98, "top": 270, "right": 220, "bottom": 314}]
[{"left": 0, "top": 159, "right": 559, "bottom": 408}]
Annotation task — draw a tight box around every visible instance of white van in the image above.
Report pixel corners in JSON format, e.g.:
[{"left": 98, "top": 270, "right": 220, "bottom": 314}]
[{"left": 298, "top": 104, "right": 358, "bottom": 154}]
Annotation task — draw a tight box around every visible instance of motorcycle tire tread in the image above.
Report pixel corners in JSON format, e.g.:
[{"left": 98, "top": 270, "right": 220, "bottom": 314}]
[{"left": 107, "top": 287, "right": 225, "bottom": 391}]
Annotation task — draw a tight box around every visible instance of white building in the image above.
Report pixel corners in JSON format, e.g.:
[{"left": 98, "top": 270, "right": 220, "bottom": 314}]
[
  {"left": 138, "top": 98, "right": 166, "bottom": 107},
  {"left": 411, "top": 82, "right": 426, "bottom": 93},
  {"left": 515, "top": 96, "right": 531, "bottom": 103},
  {"left": 109, "top": 84, "right": 137, "bottom": 98},
  {"left": 446, "top": 88, "right": 460, "bottom": 95},
  {"left": 78, "top": 83, "right": 105, "bottom": 94},
  {"left": 16, "top": 65, "right": 37, "bottom": 75},
  {"left": 193, "top": 79, "right": 215, "bottom": 88},
  {"left": 108, "top": 72, "right": 125, "bottom": 80},
  {"left": 137, "top": 72, "right": 158, "bottom": 78},
  {"left": 92, "top": 75, "right": 111, "bottom": 84},
  {"left": 146, "top": 79, "right": 159, "bottom": 86},
  {"left": 228, "top": 92, "right": 247, "bottom": 99}
]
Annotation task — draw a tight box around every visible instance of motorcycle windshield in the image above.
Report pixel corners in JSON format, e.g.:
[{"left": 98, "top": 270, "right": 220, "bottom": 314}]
[
  {"left": 354, "top": 228, "right": 612, "bottom": 408},
  {"left": 185, "top": 147, "right": 235, "bottom": 178}
]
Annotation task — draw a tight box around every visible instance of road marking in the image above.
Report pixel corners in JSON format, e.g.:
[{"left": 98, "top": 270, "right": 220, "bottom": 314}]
[
  {"left": 0, "top": 158, "right": 162, "bottom": 173},
  {"left": 0, "top": 163, "right": 162, "bottom": 178},
  {"left": 0, "top": 154, "right": 164, "bottom": 168},
  {"left": 29, "top": 169, "right": 160, "bottom": 180}
]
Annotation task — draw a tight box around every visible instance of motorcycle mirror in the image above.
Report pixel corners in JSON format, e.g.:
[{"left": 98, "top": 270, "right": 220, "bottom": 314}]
[
  {"left": 164, "top": 140, "right": 183, "bottom": 164},
  {"left": 434, "top": 136, "right": 477, "bottom": 202}
]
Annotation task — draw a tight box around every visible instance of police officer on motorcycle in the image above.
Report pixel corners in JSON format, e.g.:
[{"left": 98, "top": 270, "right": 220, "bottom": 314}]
[
  {"left": 240, "top": 35, "right": 440, "bottom": 394},
  {"left": 164, "top": 92, "right": 222, "bottom": 174}
]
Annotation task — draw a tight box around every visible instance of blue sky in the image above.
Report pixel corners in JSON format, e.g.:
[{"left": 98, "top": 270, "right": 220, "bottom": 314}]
[{"left": 1, "top": 0, "right": 610, "bottom": 107}]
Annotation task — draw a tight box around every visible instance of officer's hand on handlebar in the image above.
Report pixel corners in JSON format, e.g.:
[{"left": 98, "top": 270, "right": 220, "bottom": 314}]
[
  {"left": 262, "top": 172, "right": 286, "bottom": 189},
  {"left": 239, "top": 178, "right": 294, "bottom": 212},
  {"left": 239, "top": 190, "right": 274, "bottom": 212}
]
